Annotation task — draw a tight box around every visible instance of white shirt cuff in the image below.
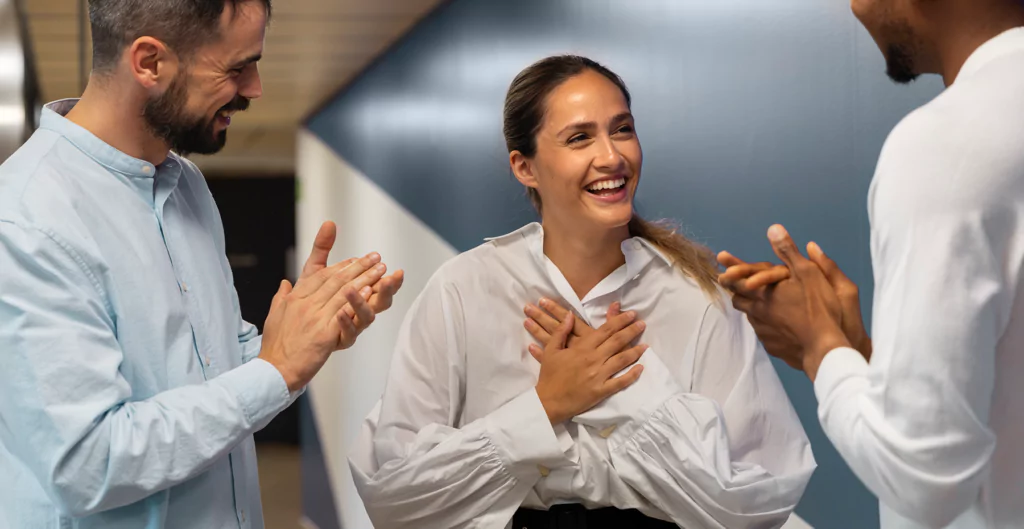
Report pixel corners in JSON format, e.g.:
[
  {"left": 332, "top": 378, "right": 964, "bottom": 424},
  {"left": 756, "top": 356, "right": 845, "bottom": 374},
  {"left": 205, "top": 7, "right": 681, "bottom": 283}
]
[
  {"left": 814, "top": 346, "right": 870, "bottom": 405},
  {"left": 483, "top": 389, "right": 574, "bottom": 478}
]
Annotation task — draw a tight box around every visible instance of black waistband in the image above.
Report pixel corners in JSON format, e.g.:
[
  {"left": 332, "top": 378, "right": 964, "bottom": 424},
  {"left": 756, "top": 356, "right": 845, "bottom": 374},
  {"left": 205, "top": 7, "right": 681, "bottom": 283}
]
[{"left": 512, "top": 504, "right": 679, "bottom": 529}]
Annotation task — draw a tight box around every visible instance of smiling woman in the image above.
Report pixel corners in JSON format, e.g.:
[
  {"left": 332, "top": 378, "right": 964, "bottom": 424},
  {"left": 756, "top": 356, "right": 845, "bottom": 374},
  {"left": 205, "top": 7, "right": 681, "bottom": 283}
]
[
  {"left": 505, "top": 55, "right": 719, "bottom": 300},
  {"left": 349, "top": 54, "right": 816, "bottom": 529}
]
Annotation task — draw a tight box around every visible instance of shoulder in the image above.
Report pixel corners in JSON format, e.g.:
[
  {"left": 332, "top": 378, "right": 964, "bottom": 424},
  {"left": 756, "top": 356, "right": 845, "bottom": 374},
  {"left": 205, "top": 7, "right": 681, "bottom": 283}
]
[
  {"left": 697, "top": 290, "right": 749, "bottom": 335},
  {"left": 681, "top": 285, "right": 759, "bottom": 362},
  {"left": 878, "top": 92, "right": 970, "bottom": 175},
  {"left": 874, "top": 81, "right": 1024, "bottom": 219},
  {"left": 422, "top": 236, "right": 520, "bottom": 292},
  {"left": 0, "top": 130, "right": 75, "bottom": 225},
  {"left": 0, "top": 131, "right": 108, "bottom": 266},
  {"left": 414, "top": 226, "right": 539, "bottom": 309},
  {"left": 637, "top": 255, "right": 748, "bottom": 344}
]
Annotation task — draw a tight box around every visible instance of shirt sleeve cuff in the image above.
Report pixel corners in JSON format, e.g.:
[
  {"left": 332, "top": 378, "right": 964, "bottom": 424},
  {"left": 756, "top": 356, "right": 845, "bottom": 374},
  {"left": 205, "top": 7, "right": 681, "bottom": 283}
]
[
  {"left": 214, "top": 358, "right": 291, "bottom": 429},
  {"left": 814, "top": 346, "right": 870, "bottom": 405},
  {"left": 482, "top": 389, "right": 574, "bottom": 478},
  {"left": 288, "top": 385, "right": 307, "bottom": 402},
  {"left": 573, "top": 348, "right": 682, "bottom": 432},
  {"left": 241, "top": 334, "right": 264, "bottom": 364}
]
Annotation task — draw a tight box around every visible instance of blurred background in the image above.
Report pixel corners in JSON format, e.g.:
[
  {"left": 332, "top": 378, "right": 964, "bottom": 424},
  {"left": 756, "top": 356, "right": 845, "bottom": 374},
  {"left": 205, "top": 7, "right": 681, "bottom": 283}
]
[{"left": 1, "top": 0, "right": 945, "bottom": 527}]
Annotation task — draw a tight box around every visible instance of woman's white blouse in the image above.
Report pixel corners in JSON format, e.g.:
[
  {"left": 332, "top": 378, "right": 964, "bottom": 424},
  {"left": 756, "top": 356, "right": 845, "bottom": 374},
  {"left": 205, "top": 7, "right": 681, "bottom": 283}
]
[{"left": 350, "top": 223, "right": 816, "bottom": 528}]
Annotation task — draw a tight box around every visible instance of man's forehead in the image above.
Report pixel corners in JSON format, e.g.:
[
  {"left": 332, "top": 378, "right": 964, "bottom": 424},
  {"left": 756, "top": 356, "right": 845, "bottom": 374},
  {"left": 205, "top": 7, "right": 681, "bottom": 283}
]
[
  {"left": 220, "top": 1, "right": 268, "bottom": 35},
  {"left": 205, "top": 2, "right": 267, "bottom": 63}
]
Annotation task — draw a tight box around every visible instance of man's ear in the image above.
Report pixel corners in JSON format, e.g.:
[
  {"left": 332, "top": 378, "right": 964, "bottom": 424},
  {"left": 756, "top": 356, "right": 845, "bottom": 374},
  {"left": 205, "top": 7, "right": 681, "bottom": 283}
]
[{"left": 126, "top": 36, "right": 179, "bottom": 90}]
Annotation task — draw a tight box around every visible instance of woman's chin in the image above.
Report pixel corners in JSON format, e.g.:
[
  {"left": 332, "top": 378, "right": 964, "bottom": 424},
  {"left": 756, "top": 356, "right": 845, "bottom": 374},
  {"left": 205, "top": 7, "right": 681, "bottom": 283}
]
[{"left": 585, "top": 206, "right": 634, "bottom": 231}]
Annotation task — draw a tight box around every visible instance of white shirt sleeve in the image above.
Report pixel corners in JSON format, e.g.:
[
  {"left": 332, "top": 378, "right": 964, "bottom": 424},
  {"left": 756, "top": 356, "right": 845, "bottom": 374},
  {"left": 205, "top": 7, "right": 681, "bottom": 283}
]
[
  {"left": 349, "top": 271, "right": 575, "bottom": 529},
  {"left": 814, "top": 116, "right": 1007, "bottom": 528},
  {"left": 573, "top": 302, "right": 816, "bottom": 528}
]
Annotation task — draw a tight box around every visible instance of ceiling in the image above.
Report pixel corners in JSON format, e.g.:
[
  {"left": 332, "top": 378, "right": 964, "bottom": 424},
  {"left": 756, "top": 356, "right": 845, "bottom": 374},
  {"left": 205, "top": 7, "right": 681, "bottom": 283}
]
[{"left": 21, "top": 0, "right": 443, "bottom": 176}]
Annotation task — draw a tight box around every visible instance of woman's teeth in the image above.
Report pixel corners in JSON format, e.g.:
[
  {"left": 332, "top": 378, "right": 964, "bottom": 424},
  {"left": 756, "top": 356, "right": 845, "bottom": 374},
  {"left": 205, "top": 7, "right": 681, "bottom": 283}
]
[{"left": 586, "top": 178, "right": 626, "bottom": 193}]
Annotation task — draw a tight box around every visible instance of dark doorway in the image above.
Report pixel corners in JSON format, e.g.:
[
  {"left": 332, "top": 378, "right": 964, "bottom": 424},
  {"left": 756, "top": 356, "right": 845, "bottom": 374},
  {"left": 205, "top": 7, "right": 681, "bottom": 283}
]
[{"left": 207, "top": 175, "right": 299, "bottom": 445}]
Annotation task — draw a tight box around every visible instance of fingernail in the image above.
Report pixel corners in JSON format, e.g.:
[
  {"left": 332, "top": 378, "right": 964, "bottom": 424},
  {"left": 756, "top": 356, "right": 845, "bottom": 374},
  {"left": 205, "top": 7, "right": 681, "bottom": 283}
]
[
  {"left": 637, "top": 321, "right": 646, "bottom": 331},
  {"left": 368, "top": 252, "right": 381, "bottom": 263},
  {"left": 539, "top": 298, "right": 549, "bottom": 307},
  {"left": 360, "top": 286, "right": 372, "bottom": 296},
  {"left": 375, "top": 263, "right": 386, "bottom": 272},
  {"left": 525, "top": 319, "right": 535, "bottom": 328},
  {"left": 768, "top": 225, "right": 788, "bottom": 242},
  {"left": 627, "top": 310, "right": 637, "bottom": 319}
]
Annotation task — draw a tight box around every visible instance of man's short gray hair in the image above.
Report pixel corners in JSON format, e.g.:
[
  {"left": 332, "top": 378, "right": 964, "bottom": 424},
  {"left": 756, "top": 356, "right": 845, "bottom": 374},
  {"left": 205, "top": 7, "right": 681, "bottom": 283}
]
[{"left": 88, "top": 0, "right": 271, "bottom": 74}]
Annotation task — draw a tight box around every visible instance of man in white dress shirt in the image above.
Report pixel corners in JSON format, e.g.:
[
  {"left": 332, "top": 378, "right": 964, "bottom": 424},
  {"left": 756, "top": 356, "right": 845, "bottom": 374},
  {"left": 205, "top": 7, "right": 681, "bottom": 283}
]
[{"left": 717, "top": 0, "right": 1024, "bottom": 528}]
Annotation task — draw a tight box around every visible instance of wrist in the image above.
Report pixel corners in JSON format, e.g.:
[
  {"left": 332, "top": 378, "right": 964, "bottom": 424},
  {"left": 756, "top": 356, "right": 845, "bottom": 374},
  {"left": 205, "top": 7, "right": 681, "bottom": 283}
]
[
  {"left": 804, "top": 327, "right": 850, "bottom": 382},
  {"left": 856, "top": 336, "right": 873, "bottom": 361},
  {"left": 259, "top": 354, "right": 304, "bottom": 393},
  {"left": 281, "top": 374, "right": 304, "bottom": 394},
  {"left": 536, "top": 387, "right": 568, "bottom": 425}
]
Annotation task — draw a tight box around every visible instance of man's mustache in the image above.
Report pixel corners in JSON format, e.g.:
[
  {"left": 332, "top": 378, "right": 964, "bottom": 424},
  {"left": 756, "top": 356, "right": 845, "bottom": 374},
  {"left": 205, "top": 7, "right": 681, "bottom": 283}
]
[{"left": 219, "top": 96, "right": 250, "bottom": 113}]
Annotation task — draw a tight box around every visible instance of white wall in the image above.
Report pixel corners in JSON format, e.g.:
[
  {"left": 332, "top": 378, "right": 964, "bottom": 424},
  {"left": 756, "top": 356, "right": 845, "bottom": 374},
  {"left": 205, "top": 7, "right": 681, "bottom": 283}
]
[{"left": 296, "top": 129, "right": 457, "bottom": 529}]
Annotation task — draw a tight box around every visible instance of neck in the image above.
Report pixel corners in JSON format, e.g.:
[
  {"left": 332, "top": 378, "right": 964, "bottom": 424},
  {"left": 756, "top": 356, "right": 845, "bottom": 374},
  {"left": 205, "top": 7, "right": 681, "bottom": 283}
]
[
  {"left": 64, "top": 75, "right": 171, "bottom": 165},
  {"left": 541, "top": 218, "right": 631, "bottom": 300},
  {"left": 935, "top": 4, "right": 1024, "bottom": 86}
]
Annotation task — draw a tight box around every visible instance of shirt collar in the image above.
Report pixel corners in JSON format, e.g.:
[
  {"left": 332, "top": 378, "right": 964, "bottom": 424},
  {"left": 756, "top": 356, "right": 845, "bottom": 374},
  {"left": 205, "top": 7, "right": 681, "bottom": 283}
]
[
  {"left": 40, "top": 99, "right": 161, "bottom": 179},
  {"left": 954, "top": 26, "right": 1024, "bottom": 84},
  {"left": 485, "top": 221, "right": 675, "bottom": 279}
]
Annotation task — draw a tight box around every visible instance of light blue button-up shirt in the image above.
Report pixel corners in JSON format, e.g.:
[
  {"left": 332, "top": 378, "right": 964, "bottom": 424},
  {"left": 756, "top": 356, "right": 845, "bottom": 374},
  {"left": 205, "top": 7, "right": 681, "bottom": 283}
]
[{"left": 0, "top": 100, "right": 291, "bottom": 529}]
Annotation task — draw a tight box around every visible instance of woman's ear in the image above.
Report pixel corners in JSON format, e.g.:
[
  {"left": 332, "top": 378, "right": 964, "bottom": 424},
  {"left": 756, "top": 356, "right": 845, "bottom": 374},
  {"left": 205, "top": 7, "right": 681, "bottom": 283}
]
[{"left": 510, "top": 151, "right": 540, "bottom": 190}]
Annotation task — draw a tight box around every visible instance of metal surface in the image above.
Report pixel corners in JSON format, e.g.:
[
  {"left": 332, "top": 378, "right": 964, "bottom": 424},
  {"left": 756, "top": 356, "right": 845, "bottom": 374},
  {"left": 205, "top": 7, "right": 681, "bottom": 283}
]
[{"left": 0, "top": 0, "right": 34, "bottom": 161}]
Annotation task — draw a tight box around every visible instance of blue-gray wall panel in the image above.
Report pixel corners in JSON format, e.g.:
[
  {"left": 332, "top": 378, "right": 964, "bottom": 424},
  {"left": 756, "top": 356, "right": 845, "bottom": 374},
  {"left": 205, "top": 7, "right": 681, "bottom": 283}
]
[
  {"left": 300, "top": 397, "right": 342, "bottom": 529},
  {"left": 307, "top": 1, "right": 944, "bottom": 526}
]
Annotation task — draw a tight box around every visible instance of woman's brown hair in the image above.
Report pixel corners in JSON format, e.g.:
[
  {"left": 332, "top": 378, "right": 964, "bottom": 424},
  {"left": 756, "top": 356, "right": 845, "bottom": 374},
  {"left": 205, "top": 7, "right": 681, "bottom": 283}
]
[{"left": 503, "top": 55, "right": 720, "bottom": 298}]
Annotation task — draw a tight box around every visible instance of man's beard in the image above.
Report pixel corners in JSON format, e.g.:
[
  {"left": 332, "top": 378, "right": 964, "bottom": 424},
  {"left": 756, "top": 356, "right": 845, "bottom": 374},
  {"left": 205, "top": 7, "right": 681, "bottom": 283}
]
[
  {"left": 143, "top": 71, "right": 250, "bottom": 157},
  {"left": 881, "top": 19, "right": 922, "bottom": 84}
]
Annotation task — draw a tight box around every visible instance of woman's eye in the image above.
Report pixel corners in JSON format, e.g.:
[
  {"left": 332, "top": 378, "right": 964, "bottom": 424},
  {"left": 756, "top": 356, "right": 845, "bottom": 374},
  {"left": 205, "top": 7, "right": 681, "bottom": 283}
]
[{"left": 568, "top": 133, "right": 588, "bottom": 144}]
